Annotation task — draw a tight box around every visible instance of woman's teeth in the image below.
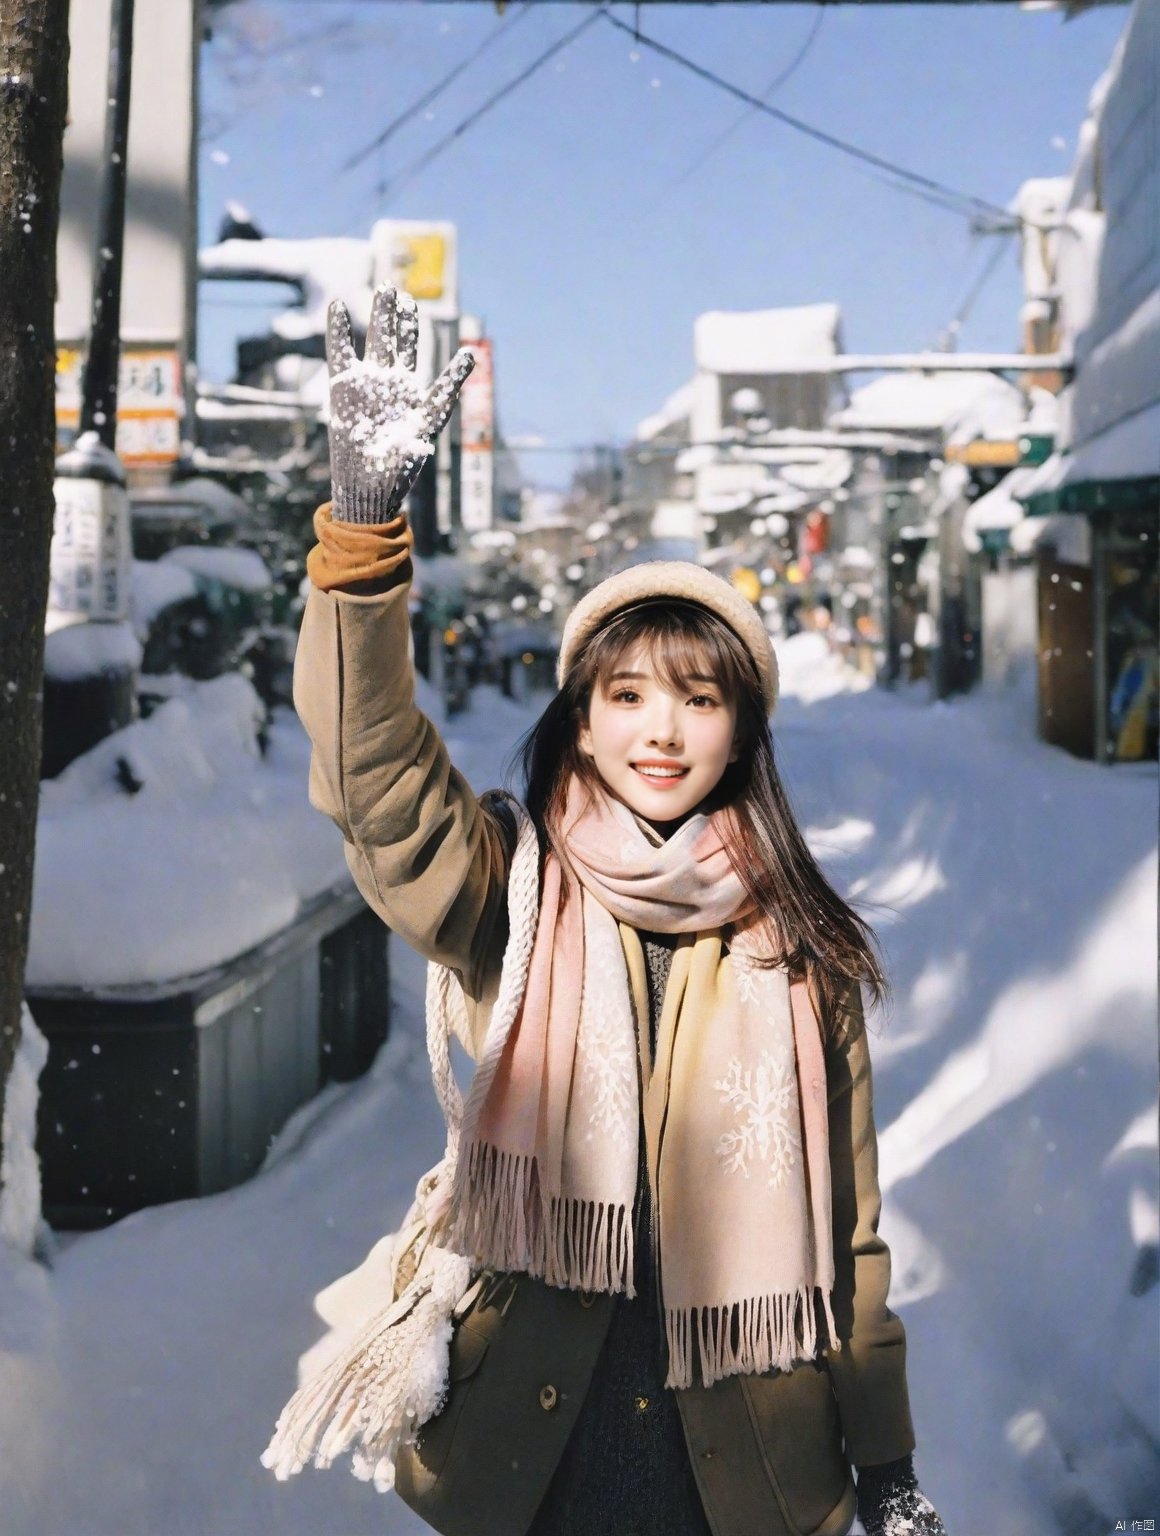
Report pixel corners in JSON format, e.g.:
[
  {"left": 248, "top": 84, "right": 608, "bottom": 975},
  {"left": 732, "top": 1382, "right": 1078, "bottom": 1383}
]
[{"left": 634, "top": 766, "right": 687, "bottom": 779}]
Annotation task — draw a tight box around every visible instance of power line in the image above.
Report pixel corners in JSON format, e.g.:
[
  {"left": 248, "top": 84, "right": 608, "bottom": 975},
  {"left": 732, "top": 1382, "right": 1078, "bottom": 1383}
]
[
  {"left": 666, "top": 7, "right": 826, "bottom": 191},
  {"left": 935, "top": 231, "right": 1016, "bottom": 350},
  {"left": 340, "top": 3, "right": 534, "bottom": 176},
  {"left": 602, "top": 9, "right": 1010, "bottom": 224},
  {"left": 373, "top": 9, "right": 603, "bottom": 206}
]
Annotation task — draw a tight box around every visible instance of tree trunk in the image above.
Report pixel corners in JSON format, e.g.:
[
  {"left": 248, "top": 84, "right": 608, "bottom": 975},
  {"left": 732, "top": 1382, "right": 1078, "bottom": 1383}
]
[{"left": 0, "top": 1, "right": 70, "bottom": 1193}]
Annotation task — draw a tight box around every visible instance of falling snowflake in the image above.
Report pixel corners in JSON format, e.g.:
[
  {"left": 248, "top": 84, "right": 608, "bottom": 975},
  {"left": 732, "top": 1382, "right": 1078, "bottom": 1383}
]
[{"left": 715, "top": 1048, "right": 800, "bottom": 1187}]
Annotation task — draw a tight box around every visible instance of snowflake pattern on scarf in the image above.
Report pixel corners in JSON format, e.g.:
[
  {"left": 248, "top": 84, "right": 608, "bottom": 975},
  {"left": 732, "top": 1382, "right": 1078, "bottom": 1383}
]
[
  {"left": 576, "top": 911, "right": 638, "bottom": 1148},
  {"left": 714, "top": 1045, "right": 800, "bottom": 1187}
]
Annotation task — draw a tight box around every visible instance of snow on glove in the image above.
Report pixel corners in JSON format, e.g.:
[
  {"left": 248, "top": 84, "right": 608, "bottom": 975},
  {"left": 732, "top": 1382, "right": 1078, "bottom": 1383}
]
[
  {"left": 856, "top": 1455, "right": 948, "bottom": 1536},
  {"left": 325, "top": 283, "right": 475, "bottom": 524}
]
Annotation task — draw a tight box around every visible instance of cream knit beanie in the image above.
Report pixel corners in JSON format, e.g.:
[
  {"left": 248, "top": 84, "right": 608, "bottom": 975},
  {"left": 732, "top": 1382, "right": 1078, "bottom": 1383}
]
[{"left": 557, "top": 561, "right": 779, "bottom": 717}]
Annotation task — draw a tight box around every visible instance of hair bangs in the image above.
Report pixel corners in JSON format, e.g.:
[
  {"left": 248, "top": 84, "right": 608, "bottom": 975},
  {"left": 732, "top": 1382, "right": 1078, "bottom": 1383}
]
[{"left": 580, "top": 600, "right": 760, "bottom": 711}]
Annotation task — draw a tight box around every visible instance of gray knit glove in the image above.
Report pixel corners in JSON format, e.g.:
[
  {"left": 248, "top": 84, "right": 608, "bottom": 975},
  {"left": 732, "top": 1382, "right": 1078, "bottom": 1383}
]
[
  {"left": 325, "top": 283, "right": 475, "bottom": 524},
  {"left": 857, "top": 1456, "right": 948, "bottom": 1536}
]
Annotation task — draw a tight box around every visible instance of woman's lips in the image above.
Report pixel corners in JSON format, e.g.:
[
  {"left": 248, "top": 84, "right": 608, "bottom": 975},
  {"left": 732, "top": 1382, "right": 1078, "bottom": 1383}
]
[{"left": 631, "top": 763, "right": 690, "bottom": 790}]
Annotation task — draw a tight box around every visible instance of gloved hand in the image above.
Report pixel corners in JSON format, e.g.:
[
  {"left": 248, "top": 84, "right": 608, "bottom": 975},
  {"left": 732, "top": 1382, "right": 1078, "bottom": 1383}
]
[
  {"left": 856, "top": 1455, "right": 947, "bottom": 1536},
  {"left": 325, "top": 283, "right": 475, "bottom": 524}
]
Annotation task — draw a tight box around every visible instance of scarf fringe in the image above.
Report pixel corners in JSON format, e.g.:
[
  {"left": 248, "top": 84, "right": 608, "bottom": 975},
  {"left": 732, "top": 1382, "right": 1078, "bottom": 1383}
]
[
  {"left": 664, "top": 1286, "right": 839, "bottom": 1390},
  {"left": 260, "top": 1247, "right": 471, "bottom": 1493},
  {"left": 450, "top": 1141, "right": 635, "bottom": 1298}
]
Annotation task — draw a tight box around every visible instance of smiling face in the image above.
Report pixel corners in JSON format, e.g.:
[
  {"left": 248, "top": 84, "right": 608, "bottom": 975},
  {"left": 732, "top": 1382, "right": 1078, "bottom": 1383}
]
[{"left": 577, "top": 639, "right": 739, "bottom": 829}]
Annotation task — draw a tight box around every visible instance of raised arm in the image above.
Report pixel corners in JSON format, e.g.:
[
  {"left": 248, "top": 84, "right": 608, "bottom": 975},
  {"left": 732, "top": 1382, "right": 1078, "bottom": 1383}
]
[{"left": 292, "top": 287, "right": 512, "bottom": 1012}]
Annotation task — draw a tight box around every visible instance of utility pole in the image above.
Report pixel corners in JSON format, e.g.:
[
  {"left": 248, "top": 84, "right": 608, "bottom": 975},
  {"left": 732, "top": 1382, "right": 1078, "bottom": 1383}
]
[
  {"left": 0, "top": 0, "right": 71, "bottom": 1204},
  {"left": 47, "top": 0, "right": 136, "bottom": 651},
  {"left": 79, "top": 0, "right": 135, "bottom": 451}
]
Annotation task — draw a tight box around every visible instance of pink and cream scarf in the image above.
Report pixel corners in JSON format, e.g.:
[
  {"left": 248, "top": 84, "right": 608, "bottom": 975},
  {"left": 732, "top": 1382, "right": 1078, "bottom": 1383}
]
[{"left": 448, "top": 779, "right": 838, "bottom": 1390}]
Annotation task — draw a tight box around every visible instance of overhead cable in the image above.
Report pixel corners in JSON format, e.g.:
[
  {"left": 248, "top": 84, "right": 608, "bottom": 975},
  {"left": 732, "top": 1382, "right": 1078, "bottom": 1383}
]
[
  {"left": 374, "top": 9, "right": 603, "bottom": 205},
  {"left": 340, "top": 3, "right": 534, "bottom": 176},
  {"left": 601, "top": 10, "right": 1010, "bottom": 224},
  {"left": 667, "top": 7, "right": 826, "bottom": 191},
  {"left": 936, "top": 232, "right": 1016, "bottom": 350}
]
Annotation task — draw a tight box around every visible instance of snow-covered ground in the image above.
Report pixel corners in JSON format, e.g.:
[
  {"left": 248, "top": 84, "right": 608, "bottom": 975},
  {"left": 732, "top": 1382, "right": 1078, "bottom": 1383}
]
[{"left": 2, "top": 643, "right": 1156, "bottom": 1535}]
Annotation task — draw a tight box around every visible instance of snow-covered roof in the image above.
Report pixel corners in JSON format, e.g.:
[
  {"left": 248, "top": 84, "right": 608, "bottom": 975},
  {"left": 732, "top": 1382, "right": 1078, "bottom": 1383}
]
[
  {"left": 635, "top": 380, "right": 695, "bottom": 443},
  {"left": 694, "top": 303, "right": 841, "bottom": 375},
  {"left": 777, "top": 448, "right": 853, "bottom": 493},
  {"left": 1068, "top": 400, "right": 1159, "bottom": 485},
  {"left": 1070, "top": 283, "right": 1160, "bottom": 454},
  {"left": 944, "top": 375, "right": 1028, "bottom": 447},
  {"left": 199, "top": 236, "right": 375, "bottom": 340},
  {"left": 834, "top": 370, "right": 1023, "bottom": 436}
]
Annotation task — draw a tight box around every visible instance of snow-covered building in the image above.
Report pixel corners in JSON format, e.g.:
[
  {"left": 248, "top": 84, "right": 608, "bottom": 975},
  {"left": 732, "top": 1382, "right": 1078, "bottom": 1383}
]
[
  {"left": 624, "top": 304, "right": 848, "bottom": 589},
  {"left": 1011, "top": 0, "right": 1158, "bottom": 762},
  {"left": 832, "top": 368, "right": 1029, "bottom": 695},
  {"left": 688, "top": 303, "right": 845, "bottom": 522}
]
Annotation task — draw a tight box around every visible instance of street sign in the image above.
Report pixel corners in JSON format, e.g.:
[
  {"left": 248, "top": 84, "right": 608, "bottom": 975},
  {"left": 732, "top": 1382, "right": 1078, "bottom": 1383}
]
[{"left": 56, "top": 346, "right": 183, "bottom": 465}]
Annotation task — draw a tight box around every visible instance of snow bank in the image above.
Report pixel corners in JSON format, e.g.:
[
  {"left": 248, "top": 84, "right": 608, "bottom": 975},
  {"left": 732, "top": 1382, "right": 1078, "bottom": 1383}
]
[
  {"left": 0, "top": 1006, "right": 48, "bottom": 1256},
  {"left": 774, "top": 630, "right": 871, "bottom": 704},
  {"left": 26, "top": 675, "right": 350, "bottom": 988},
  {"left": 42, "top": 620, "right": 142, "bottom": 683},
  {"left": 161, "top": 544, "right": 273, "bottom": 593}
]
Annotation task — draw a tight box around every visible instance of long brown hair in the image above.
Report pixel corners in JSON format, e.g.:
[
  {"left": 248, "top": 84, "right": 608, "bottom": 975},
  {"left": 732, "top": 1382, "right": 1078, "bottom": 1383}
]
[{"left": 515, "top": 598, "right": 886, "bottom": 1030}]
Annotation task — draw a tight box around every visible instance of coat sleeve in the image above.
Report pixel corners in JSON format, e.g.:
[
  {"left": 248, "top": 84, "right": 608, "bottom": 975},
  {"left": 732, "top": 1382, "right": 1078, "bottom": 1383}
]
[
  {"left": 822, "top": 985, "right": 917, "bottom": 1468},
  {"left": 291, "top": 576, "right": 512, "bottom": 1025}
]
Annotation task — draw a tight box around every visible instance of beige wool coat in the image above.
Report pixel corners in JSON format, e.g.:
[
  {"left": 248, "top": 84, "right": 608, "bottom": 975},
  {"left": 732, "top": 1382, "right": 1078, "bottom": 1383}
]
[{"left": 292, "top": 575, "right": 917, "bottom": 1536}]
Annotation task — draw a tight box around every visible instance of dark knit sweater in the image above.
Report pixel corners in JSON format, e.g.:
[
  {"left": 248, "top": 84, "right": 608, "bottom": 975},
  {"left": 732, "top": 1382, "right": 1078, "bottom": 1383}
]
[{"left": 527, "top": 933, "right": 713, "bottom": 1536}]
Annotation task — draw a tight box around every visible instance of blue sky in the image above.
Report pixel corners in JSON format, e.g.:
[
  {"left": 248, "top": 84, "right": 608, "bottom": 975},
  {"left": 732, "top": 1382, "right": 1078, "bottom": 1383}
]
[{"left": 198, "top": 1, "right": 1128, "bottom": 485}]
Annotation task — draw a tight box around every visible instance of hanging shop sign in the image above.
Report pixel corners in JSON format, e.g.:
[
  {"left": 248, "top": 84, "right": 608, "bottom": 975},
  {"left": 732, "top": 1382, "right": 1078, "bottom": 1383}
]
[
  {"left": 370, "top": 220, "right": 459, "bottom": 322},
  {"left": 944, "top": 439, "right": 1022, "bottom": 468},
  {"left": 56, "top": 346, "right": 183, "bottom": 466},
  {"left": 459, "top": 337, "right": 494, "bottom": 534}
]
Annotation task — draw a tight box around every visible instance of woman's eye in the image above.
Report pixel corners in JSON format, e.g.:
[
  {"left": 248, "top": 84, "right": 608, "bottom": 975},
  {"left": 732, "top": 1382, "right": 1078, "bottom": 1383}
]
[
  {"left": 611, "top": 688, "right": 641, "bottom": 704},
  {"left": 689, "top": 694, "right": 719, "bottom": 708}
]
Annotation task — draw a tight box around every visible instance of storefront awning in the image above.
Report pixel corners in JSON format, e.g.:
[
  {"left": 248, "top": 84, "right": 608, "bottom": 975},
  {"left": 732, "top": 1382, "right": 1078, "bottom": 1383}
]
[
  {"left": 1016, "top": 400, "right": 1160, "bottom": 518},
  {"left": 962, "top": 465, "right": 1040, "bottom": 552}
]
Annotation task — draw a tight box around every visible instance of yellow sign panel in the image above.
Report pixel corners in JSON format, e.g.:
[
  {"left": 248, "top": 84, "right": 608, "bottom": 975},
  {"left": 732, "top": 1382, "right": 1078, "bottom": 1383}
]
[
  {"left": 398, "top": 234, "right": 446, "bottom": 302},
  {"left": 944, "top": 439, "right": 1021, "bottom": 468}
]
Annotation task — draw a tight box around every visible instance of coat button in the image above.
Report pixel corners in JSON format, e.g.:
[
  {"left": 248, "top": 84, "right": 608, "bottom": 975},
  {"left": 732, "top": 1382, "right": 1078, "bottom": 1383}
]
[
  {"left": 701, "top": 1449, "right": 717, "bottom": 1461},
  {"left": 539, "top": 1384, "right": 558, "bottom": 1412},
  {"left": 634, "top": 1395, "right": 649, "bottom": 1413},
  {"left": 578, "top": 1290, "right": 597, "bottom": 1309}
]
